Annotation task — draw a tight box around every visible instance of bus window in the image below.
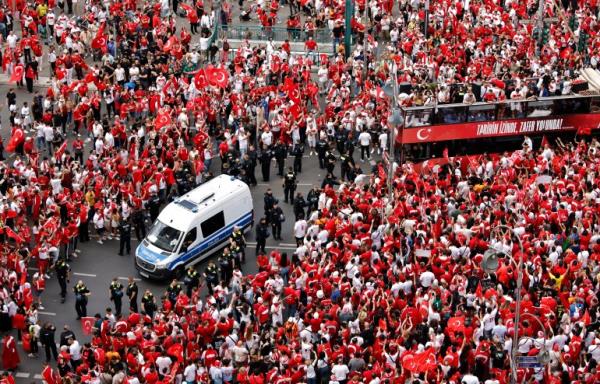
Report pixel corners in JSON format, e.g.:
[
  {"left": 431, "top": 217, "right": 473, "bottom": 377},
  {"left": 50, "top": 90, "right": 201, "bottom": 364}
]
[
  {"left": 527, "top": 100, "right": 553, "bottom": 117},
  {"left": 434, "top": 105, "right": 466, "bottom": 124},
  {"left": 405, "top": 108, "right": 433, "bottom": 127},
  {"left": 553, "top": 98, "right": 590, "bottom": 115},
  {"left": 200, "top": 212, "right": 225, "bottom": 238},
  {"left": 467, "top": 104, "right": 496, "bottom": 122},
  {"left": 589, "top": 96, "right": 600, "bottom": 113}
]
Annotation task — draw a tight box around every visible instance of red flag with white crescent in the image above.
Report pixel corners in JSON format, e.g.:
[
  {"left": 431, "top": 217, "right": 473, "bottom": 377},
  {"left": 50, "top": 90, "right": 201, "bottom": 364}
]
[
  {"left": 10, "top": 64, "right": 24, "bottom": 82},
  {"left": 206, "top": 66, "right": 229, "bottom": 89},
  {"left": 6, "top": 127, "right": 24, "bottom": 152},
  {"left": 55, "top": 141, "right": 67, "bottom": 160},
  {"left": 154, "top": 111, "right": 172, "bottom": 129},
  {"left": 81, "top": 317, "right": 95, "bottom": 335},
  {"left": 193, "top": 69, "right": 207, "bottom": 89}
]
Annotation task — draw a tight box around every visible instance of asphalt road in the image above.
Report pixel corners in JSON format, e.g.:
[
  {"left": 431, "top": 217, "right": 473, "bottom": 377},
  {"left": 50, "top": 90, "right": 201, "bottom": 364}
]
[{"left": 0, "top": 82, "right": 384, "bottom": 380}]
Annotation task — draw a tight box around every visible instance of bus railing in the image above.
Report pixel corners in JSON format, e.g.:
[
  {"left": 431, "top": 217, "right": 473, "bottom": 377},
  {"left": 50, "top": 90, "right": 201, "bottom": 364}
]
[
  {"left": 219, "top": 25, "right": 332, "bottom": 44},
  {"left": 401, "top": 94, "right": 600, "bottom": 128}
]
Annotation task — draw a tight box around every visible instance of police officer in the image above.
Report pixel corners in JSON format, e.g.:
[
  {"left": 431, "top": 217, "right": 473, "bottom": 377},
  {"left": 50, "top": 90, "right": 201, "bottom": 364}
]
[
  {"left": 203, "top": 262, "right": 219, "bottom": 295},
  {"left": 260, "top": 146, "right": 273, "bottom": 182},
  {"left": 325, "top": 150, "right": 337, "bottom": 174},
  {"left": 263, "top": 189, "right": 277, "bottom": 220},
  {"left": 307, "top": 186, "right": 320, "bottom": 216},
  {"left": 230, "top": 226, "right": 246, "bottom": 263},
  {"left": 55, "top": 258, "right": 70, "bottom": 303},
  {"left": 126, "top": 277, "right": 138, "bottom": 313},
  {"left": 109, "top": 277, "right": 124, "bottom": 317},
  {"left": 141, "top": 289, "right": 156, "bottom": 318},
  {"left": 73, "top": 280, "right": 90, "bottom": 319},
  {"left": 147, "top": 191, "right": 162, "bottom": 222},
  {"left": 118, "top": 218, "right": 132, "bottom": 256},
  {"left": 183, "top": 266, "right": 200, "bottom": 297},
  {"left": 291, "top": 143, "right": 304, "bottom": 173},
  {"left": 269, "top": 202, "right": 284, "bottom": 241},
  {"left": 339, "top": 150, "right": 355, "bottom": 181},
  {"left": 167, "top": 280, "right": 182, "bottom": 305},
  {"left": 283, "top": 167, "right": 297, "bottom": 204},
  {"left": 316, "top": 138, "right": 328, "bottom": 169},
  {"left": 241, "top": 153, "right": 257, "bottom": 186},
  {"left": 131, "top": 207, "right": 146, "bottom": 242},
  {"left": 230, "top": 241, "right": 243, "bottom": 268},
  {"left": 294, "top": 192, "right": 306, "bottom": 220},
  {"left": 255, "top": 217, "right": 269, "bottom": 255},
  {"left": 274, "top": 140, "right": 287, "bottom": 176},
  {"left": 218, "top": 250, "right": 233, "bottom": 283}
]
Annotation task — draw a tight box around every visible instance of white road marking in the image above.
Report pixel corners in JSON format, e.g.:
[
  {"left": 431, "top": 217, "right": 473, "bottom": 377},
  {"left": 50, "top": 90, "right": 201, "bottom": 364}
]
[
  {"left": 34, "top": 374, "right": 44, "bottom": 379},
  {"left": 297, "top": 183, "right": 312, "bottom": 186},
  {"left": 118, "top": 277, "right": 141, "bottom": 281},
  {"left": 15, "top": 372, "right": 30, "bottom": 378},
  {"left": 279, "top": 243, "right": 297, "bottom": 247},
  {"left": 39, "top": 311, "right": 57, "bottom": 316},
  {"left": 73, "top": 272, "right": 97, "bottom": 277}
]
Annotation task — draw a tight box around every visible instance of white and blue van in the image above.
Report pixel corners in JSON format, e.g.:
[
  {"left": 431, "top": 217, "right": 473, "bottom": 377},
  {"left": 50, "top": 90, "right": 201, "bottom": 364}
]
[{"left": 135, "top": 175, "right": 253, "bottom": 279}]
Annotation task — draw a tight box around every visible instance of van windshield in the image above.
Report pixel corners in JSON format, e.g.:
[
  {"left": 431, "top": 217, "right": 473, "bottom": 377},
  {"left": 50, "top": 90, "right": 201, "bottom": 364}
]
[{"left": 147, "top": 221, "right": 182, "bottom": 253}]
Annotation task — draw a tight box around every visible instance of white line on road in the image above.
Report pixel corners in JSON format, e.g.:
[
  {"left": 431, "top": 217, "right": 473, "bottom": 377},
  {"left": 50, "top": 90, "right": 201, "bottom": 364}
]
[
  {"left": 279, "top": 243, "right": 298, "bottom": 247},
  {"left": 39, "top": 311, "right": 57, "bottom": 316},
  {"left": 15, "top": 372, "right": 30, "bottom": 378},
  {"left": 118, "top": 277, "right": 141, "bottom": 281},
  {"left": 73, "top": 272, "right": 97, "bottom": 277},
  {"left": 34, "top": 374, "right": 44, "bottom": 379},
  {"left": 297, "top": 183, "right": 313, "bottom": 186}
]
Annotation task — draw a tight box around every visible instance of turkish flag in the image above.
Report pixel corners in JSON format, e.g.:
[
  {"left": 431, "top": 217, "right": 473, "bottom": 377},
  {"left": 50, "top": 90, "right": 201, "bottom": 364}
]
[
  {"left": 193, "top": 69, "right": 208, "bottom": 89},
  {"left": 155, "top": 111, "right": 172, "bottom": 129},
  {"left": 10, "top": 64, "right": 24, "bottom": 82},
  {"left": 582, "top": 309, "right": 591, "bottom": 326},
  {"left": 56, "top": 67, "right": 66, "bottom": 80},
  {"left": 179, "top": 3, "right": 193, "bottom": 14},
  {"left": 206, "top": 65, "right": 229, "bottom": 89},
  {"left": 447, "top": 316, "right": 465, "bottom": 333},
  {"left": 6, "top": 127, "right": 24, "bottom": 152},
  {"left": 403, "top": 347, "right": 437, "bottom": 373},
  {"left": 91, "top": 36, "right": 107, "bottom": 50},
  {"left": 55, "top": 141, "right": 67, "bottom": 160},
  {"left": 81, "top": 317, "right": 95, "bottom": 335},
  {"left": 5, "top": 227, "right": 25, "bottom": 243}
]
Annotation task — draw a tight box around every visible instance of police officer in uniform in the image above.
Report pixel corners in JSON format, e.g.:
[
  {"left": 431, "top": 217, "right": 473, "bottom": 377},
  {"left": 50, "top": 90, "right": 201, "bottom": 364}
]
[
  {"left": 73, "top": 280, "right": 90, "bottom": 319},
  {"left": 230, "top": 241, "right": 243, "bottom": 268},
  {"left": 255, "top": 218, "right": 270, "bottom": 255},
  {"left": 147, "top": 191, "right": 162, "bottom": 222},
  {"left": 274, "top": 140, "right": 287, "bottom": 176},
  {"left": 203, "top": 262, "right": 219, "bottom": 295},
  {"left": 183, "top": 266, "right": 200, "bottom": 297},
  {"left": 269, "top": 202, "right": 284, "bottom": 241},
  {"left": 260, "top": 146, "right": 273, "bottom": 181},
  {"left": 218, "top": 250, "right": 233, "bottom": 283},
  {"left": 126, "top": 277, "right": 138, "bottom": 313},
  {"left": 230, "top": 226, "right": 246, "bottom": 263},
  {"left": 141, "top": 290, "right": 156, "bottom": 318},
  {"left": 109, "top": 278, "right": 124, "bottom": 317},
  {"left": 167, "top": 280, "right": 182, "bottom": 305},
  {"left": 118, "top": 218, "right": 132, "bottom": 256},
  {"left": 283, "top": 167, "right": 297, "bottom": 204},
  {"left": 307, "top": 186, "right": 320, "bottom": 216},
  {"left": 241, "top": 153, "right": 257, "bottom": 186},
  {"left": 316, "top": 138, "right": 328, "bottom": 169},
  {"left": 339, "top": 151, "right": 355, "bottom": 181},
  {"left": 325, "top": 150, "right": 337, "bottom": 174},
  {"left": 293, "top": 192, "right": 306, "bottom": 220},
  {"left": 131, "top": 207, "right": 146, "bottom": 242},
  {"left": 263, "top": 189, "right": 277, "bottom": 220},
  {"left": 291, "top": 143, "right": 304, "bottom": 173},
  {"left": 55, "top": 258, "right": 70, "bottom": 303}
]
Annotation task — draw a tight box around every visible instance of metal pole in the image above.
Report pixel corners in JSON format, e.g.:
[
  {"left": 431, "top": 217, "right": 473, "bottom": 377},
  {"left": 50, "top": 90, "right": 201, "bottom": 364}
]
[
  {"left": 490, "top": 224, "right": 524, "bottom": 384},
  {"left": 362, "top": 4, "right": 368, "bottom": 81},
  {"left": 344, "top": 0, "right": 352, "bottom": 59},
  {"left": 387, "top": 62, "right": 399, "bottom": 205},
  {"left": 424, "top": 0, "right": 430, "bottom": 39},
  {"left": 536, "top": 0, "right": 544, "bottom": 56}
]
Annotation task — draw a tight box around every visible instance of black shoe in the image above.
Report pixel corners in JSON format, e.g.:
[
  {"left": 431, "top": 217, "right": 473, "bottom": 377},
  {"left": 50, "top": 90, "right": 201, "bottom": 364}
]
[
  {"left": 76, "top": 316, "right": 81, "bottom": 320},
  {"left": 61, "top": 298, "right": 65, "bottom": 303},
  {"left": 118, "top": 253, "right": 123, "bottom": 256}
]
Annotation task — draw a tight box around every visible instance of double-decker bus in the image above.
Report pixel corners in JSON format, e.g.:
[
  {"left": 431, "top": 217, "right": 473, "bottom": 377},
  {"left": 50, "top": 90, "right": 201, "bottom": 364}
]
[{"left": 398, "top": 93, "right": 600, "bottom": 161}]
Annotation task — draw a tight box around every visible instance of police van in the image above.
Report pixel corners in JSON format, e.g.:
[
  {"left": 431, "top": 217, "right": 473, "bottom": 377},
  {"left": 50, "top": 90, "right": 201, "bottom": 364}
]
[{"left": 135, "top": 175, "right": 253, "bottom": 279}]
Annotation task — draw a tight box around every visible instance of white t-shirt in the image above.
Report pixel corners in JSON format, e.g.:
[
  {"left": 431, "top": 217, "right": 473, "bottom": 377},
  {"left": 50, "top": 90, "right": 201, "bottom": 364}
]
[
  {"left": 155, "top": 356, "right": 172, "bottom": 375},
  {"left": 419, "top": 271, "right": 435, "bottom": 287},
  {"left": 261, "top": 131, "right": 273, "bottom": 147},
  {"left": 294, "top": 220, "right": 307, "bottom": 238},
  {"left": 331, "top": 364, "right": 349, "bottom": 381},
  {"left": 69, "top": 341, "right": 82, "bottom": 360},
  {"left": 183, "top": 363, "right": 197, "bottom": 382},
  {"left": 358, "top": 131, "right": 371, "bottom": 146}
]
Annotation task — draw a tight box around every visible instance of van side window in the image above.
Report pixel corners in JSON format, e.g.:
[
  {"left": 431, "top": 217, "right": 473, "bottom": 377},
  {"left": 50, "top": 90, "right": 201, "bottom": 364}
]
[
  {"left": 182, "top": 228, "right": 197, "bottom": 250},
  {"left": 200, "top": 212, "right": 225, "bottom": 238}
]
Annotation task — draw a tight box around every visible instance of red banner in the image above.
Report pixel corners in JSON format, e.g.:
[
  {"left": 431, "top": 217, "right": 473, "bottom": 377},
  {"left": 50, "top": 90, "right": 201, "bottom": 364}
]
[{"left": 401, "top": 113, "right": 600, "bottom": 144}]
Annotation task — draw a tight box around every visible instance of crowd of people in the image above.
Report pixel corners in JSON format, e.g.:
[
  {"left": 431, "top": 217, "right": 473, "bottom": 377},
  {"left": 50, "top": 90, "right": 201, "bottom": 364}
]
[{"left": 0, "top": 0, "right": 598, "bottom": 383}]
